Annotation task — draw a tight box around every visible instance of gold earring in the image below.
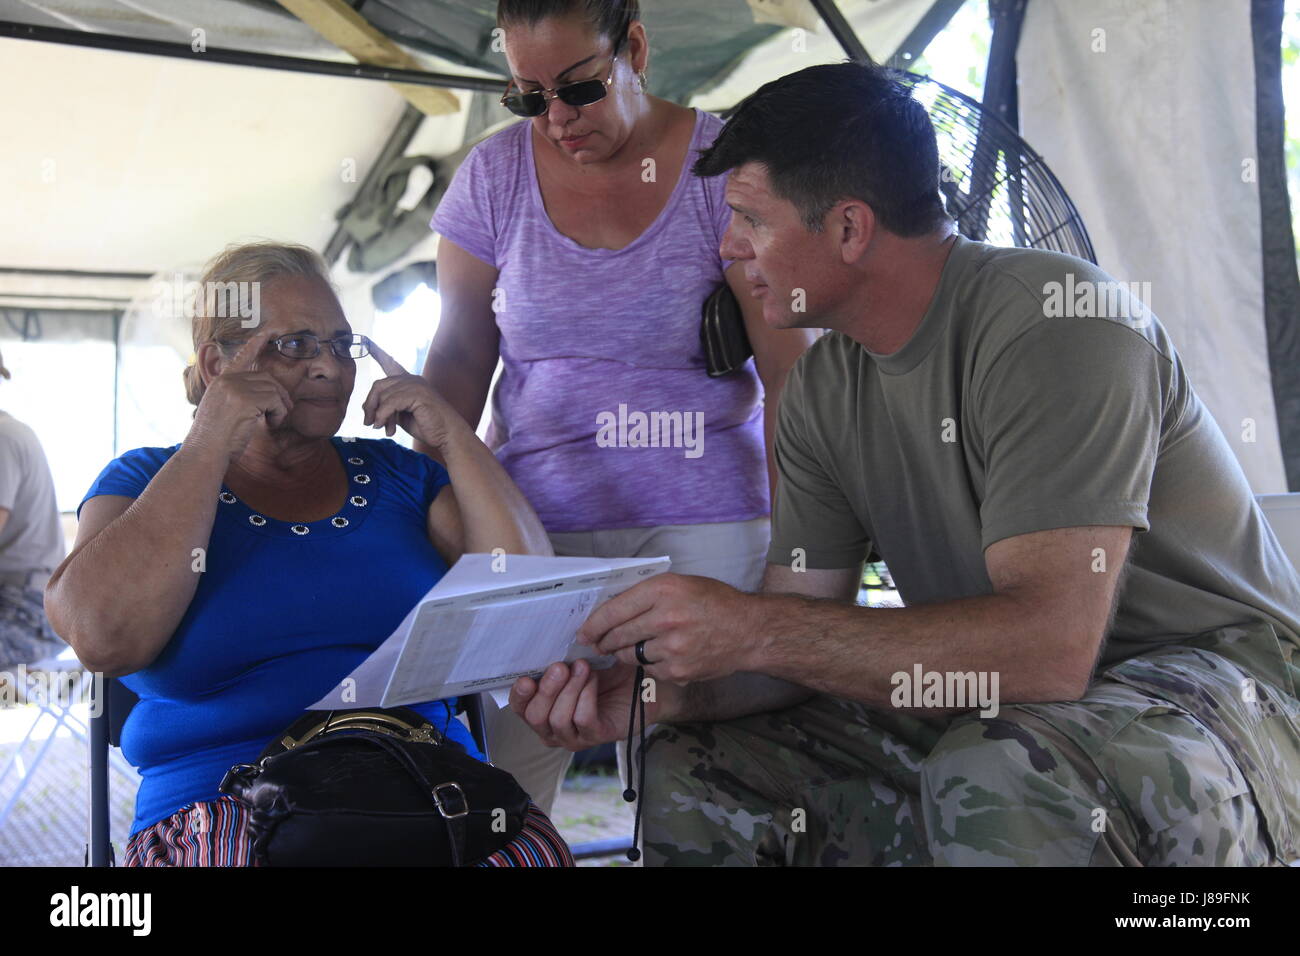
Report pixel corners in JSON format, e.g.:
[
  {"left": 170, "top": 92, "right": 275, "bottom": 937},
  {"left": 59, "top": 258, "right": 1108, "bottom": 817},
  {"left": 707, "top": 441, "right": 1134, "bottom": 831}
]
[{"left": 638, "top": 70, "right": 647, "bottom": 91}]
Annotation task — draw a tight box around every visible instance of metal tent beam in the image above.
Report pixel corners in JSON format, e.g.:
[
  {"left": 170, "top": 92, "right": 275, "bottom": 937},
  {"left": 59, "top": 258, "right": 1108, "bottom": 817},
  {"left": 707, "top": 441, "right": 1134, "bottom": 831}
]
[
  {"left": 275, "top": 0, "right": 460, "bottom": 115},
  {"left": 0, "top": 267, "right": 154, "bottom": 280},
  {"left": 807, "top": 0, "right": 873, "bottom": 62},
  {"left": 0, "top": 20, "right": 507, "bottom": 94},
  {"left": 888, "top": 0, "right": 967, "bottom": 70},
  {"left": 959, "top": 0, "right": 1028, "bottom": 243}
]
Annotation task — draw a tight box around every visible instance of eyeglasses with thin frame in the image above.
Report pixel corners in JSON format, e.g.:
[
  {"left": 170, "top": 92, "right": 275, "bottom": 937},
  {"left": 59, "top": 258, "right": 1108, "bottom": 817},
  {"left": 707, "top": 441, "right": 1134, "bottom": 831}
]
[
  {"left": 274, "top": 332, "right": 370, "bottom": 360},
  {"left": 500, "top": 36, "right": 626, "bottom": 118},
  {"left": 223, "top": 332, "right": 371, "bottom": 361}
]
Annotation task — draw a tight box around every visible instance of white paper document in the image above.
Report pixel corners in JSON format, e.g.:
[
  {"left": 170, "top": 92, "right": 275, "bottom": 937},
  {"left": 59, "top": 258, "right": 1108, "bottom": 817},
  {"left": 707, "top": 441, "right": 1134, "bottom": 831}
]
[{"left": 310, "top": 553, "right": 670, "bottom": 709}]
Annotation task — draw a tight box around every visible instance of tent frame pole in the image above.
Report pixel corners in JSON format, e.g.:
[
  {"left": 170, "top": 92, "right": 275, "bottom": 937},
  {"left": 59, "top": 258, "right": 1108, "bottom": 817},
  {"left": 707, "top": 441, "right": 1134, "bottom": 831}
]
[
  {"left": 0, "top": 20, "right": 506, "bottom": 93},
  {"left": 888, "top": 0, "right": 967, "bottom": 69},
  {"left": 958, "top": 0, "right": 1027, "bottom": 242},
  {"left": 807, "top": 0, "right": 872, "bottom": 62}
]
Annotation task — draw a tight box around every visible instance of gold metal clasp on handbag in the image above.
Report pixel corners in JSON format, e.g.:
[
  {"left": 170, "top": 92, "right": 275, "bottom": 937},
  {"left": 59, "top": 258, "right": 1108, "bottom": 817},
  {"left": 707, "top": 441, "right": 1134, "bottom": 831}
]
[{"left": 280, "top": 710, "right": 441, "bottom": 751}]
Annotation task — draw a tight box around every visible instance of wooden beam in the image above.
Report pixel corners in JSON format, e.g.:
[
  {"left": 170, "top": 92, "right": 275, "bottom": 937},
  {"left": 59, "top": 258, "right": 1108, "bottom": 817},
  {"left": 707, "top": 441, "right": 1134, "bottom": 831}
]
[{"left": 276, "top": 0, "right": 460, "bottom": 116}]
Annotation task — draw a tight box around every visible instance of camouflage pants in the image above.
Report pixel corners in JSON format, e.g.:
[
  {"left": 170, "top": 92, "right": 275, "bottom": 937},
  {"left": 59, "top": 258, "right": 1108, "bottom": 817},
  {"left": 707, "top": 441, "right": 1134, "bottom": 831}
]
[
  {"left": 641, "top": 620, "right": 1300, "bottom": 866},
  {"left": 0, "top": 583, "right": 64, "bottom": 671}
]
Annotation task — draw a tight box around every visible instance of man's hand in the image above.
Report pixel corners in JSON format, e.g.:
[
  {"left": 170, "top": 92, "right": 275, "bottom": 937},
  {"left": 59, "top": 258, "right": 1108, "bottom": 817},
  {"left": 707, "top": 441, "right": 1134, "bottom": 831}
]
[
  {"left": 509, "top": 659, "right": 648, "bottom": 751},
  {"left": 575, "top": 573, "right": 757, "bottom": 684}
]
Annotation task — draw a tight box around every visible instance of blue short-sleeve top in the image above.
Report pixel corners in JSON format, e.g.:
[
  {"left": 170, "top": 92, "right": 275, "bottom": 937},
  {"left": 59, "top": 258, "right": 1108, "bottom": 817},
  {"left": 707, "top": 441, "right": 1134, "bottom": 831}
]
[{"left": 78, "top": 436, "right": 482, "bottom": 835}]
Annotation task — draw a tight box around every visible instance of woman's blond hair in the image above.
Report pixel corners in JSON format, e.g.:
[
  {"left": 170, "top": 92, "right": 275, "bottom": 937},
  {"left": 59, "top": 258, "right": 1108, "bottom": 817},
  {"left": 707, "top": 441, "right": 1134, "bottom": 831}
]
[{"left": 183, "top": 241, "right": 333, "bottom": 406}]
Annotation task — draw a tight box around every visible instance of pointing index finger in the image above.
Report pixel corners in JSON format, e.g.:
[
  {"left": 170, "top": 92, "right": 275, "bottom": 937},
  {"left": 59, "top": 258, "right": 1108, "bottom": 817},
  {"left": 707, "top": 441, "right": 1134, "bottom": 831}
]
[
  {"left": 367, "top": 339, "right": 407, "bottom": 377},
  {"left": 577, "top": 580, "right": 658, "bottom": 645},
  {"left": 226, "top": 322, "right": 279, "bottom": 374}
]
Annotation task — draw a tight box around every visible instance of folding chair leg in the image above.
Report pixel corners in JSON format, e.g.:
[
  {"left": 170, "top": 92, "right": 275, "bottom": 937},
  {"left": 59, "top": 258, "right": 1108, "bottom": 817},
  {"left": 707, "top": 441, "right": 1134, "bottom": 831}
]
[
  {"left": 87, "top": 691, "right": 112, "bottom": 867},
  {"left": 0, "top": 709, "right": 46, "bottom": 790},
  {"left": 0, "top": 705, "right": 75, "bottom": 830}
]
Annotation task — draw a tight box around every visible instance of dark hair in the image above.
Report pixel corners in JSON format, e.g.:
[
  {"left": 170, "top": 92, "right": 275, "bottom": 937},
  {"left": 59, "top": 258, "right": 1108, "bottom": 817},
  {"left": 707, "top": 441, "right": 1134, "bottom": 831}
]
[
  {"left": 496, "top": 0, "right": 639, "bottom": 51},
  {"left": 694, "top": 62, "right": 951, "bottom": 238}
]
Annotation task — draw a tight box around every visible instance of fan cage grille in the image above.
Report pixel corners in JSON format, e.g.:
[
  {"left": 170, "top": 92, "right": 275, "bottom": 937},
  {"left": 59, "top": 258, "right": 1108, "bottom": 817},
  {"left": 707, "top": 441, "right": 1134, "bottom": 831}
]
[{"left": 902, "top": 72, "right": 1096, "bottom": 263}]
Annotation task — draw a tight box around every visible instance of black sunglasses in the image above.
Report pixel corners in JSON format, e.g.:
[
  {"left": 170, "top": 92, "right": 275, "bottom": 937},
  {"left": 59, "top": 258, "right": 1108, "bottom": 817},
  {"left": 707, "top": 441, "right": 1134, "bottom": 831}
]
[{"left": 500, "top": 36, "right": 626, "bottom": 118}]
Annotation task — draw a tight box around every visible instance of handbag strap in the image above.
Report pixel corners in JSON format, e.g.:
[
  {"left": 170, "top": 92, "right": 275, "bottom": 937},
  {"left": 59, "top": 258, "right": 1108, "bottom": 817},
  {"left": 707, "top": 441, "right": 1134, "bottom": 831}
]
[{"left": 310, "top": 731, "right": 470, "bottom": 866}]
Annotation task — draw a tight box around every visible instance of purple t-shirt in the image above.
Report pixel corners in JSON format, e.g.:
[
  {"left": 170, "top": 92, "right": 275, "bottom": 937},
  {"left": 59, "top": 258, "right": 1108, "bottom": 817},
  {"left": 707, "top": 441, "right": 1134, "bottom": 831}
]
[{"left": 431, "top": 109, "right": 768, "bottom": 532}]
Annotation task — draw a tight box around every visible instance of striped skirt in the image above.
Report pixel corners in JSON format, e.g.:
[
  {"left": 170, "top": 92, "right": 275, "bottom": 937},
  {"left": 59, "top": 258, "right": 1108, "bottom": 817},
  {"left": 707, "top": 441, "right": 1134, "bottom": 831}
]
[{"left": 124, "top": 796, "right": 574, "bottom": 867}]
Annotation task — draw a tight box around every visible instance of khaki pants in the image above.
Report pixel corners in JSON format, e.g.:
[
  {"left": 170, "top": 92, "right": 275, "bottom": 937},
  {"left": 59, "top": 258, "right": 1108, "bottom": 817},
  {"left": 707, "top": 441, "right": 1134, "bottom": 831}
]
[
  {"left": 482, "top": 517, "right": 770, "bottom": 817},
  {"left": 0, "top": 570, "right": 63, "bottom": 670}
]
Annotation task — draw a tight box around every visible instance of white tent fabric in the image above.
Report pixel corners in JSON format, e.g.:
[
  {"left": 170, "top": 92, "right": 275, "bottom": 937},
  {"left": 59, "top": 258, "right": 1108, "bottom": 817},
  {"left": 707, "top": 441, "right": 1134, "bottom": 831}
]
[
  {"left": 1018, "top": 0, "right": 1288, "bottom": 494},
  {"left": 6, "top": 0, "right": 343, "bottom": 56},
  {"left": 0, "top": 34, "right": 411, "bottom": 276},
  {"left": 694, "top": 0, "right": 933, "bottom": 111}
]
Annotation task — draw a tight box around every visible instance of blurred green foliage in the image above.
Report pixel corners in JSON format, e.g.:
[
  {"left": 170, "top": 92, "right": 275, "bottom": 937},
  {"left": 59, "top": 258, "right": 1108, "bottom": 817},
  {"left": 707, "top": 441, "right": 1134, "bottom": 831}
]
[{"left": 909, "top": 0, "right": 990, "bottom": 100}]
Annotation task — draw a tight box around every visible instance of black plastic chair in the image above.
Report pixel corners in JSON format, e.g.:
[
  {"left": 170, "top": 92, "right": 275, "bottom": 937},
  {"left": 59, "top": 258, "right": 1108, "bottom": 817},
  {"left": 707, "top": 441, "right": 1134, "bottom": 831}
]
[
  {"left": 85, "top": 677, "right": 135, "bottom": 866},
  {"left": 85, "top": 679, "right": 490, "bottom": 867}
]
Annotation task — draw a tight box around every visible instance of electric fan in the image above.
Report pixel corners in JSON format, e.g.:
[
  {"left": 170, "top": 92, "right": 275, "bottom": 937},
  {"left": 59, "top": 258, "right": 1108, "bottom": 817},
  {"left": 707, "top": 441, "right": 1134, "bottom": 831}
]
[{"left": 901, "top": 72, "right": 1096, "bottom": 262}]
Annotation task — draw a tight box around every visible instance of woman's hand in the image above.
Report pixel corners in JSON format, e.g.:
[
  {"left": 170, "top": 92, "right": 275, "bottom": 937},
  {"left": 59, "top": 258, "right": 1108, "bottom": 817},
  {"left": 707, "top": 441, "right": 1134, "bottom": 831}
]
[
  {"left": 187, "top": 324, "right": 294, "bottom": 463},
  {"left": 363, "top": 341, "right": 472, "bottom": 452}
]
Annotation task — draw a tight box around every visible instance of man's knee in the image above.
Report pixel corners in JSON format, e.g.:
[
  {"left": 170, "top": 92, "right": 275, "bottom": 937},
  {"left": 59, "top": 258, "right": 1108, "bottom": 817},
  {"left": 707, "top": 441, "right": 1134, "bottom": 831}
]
[
  {"left": 922, "top": 693, "right": 1281, "bottom": 865},
  {"left": 1081, "top": 702, "right": 1275, "bottom": 864},
  {"left": 640, "top": 721, "right": 780, "bottom": 866},
  {"left": 643, "top": 717, "right": 926, "bottom": 866},
  {"left": 921, "top": 711, "right": 1121, "bottom": 866}
]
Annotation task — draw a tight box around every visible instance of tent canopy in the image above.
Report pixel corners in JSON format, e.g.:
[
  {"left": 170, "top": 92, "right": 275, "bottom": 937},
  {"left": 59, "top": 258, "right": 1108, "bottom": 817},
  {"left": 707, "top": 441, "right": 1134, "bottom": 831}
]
[
  {"left": 0, "top": 0, "right": 1296, "bottom": 498},
  {"left": 0, "top": 0, "right": 944, "bottom": 287}
]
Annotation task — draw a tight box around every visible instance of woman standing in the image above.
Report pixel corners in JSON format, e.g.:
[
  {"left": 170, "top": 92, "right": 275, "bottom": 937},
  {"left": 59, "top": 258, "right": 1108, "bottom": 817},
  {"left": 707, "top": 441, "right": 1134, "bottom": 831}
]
[{"left": 423, "top": 0, "right": 814, "bottom": 814}]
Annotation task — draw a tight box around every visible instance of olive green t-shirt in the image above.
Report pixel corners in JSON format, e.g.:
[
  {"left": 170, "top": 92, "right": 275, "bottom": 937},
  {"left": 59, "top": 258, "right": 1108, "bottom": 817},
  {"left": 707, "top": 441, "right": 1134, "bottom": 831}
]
[{"left": 767, "top": 235, "right": 1300, "bottom": 665}]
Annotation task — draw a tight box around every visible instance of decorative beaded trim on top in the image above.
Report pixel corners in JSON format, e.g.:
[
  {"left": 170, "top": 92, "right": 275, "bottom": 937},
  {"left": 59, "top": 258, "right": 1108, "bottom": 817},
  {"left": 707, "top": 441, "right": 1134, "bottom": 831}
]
[{"left": 221, "top": 441, "right": 371, "bottom": 535}]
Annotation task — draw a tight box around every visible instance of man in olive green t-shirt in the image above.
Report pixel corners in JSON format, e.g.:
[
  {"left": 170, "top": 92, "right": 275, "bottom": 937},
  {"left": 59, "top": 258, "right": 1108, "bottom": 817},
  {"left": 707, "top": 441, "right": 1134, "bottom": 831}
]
[{"left": 508, "top": 62, "right": 1300, "bottom": 866}]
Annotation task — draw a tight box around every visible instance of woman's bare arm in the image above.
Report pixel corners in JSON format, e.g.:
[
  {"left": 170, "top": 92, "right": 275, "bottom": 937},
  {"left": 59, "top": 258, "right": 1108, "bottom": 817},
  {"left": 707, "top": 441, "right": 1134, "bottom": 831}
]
[
  {"left": 425, "top": 436, "right": 554, "bottom": 565},
  {"left": 417, "top": 239, "right": 502, "bottom": 461},
  {"left": 44, "top": 442, "right": 227, "bottom": 677},
  {"left": 725, "top": 263, "right": 817, "bottom": 506},
  {"left": 45, "top": 326, "right": 293, "bottom": 677}
]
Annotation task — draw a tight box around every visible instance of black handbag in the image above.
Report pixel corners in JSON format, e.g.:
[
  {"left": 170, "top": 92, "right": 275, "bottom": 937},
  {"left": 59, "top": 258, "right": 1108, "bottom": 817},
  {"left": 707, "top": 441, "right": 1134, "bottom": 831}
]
[
  {"left": 219, "top": 707, "right": 530, "bottom": 867},
  {"left": 700, "top": 283, "right": 754, "bottom": 376}
]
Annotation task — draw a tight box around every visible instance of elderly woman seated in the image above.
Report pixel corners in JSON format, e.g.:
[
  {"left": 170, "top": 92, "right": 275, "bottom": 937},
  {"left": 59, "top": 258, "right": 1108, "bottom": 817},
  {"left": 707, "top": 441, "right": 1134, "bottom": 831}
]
[{"left": 45, "top": 241, "right": 571, "bottom": 866}]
